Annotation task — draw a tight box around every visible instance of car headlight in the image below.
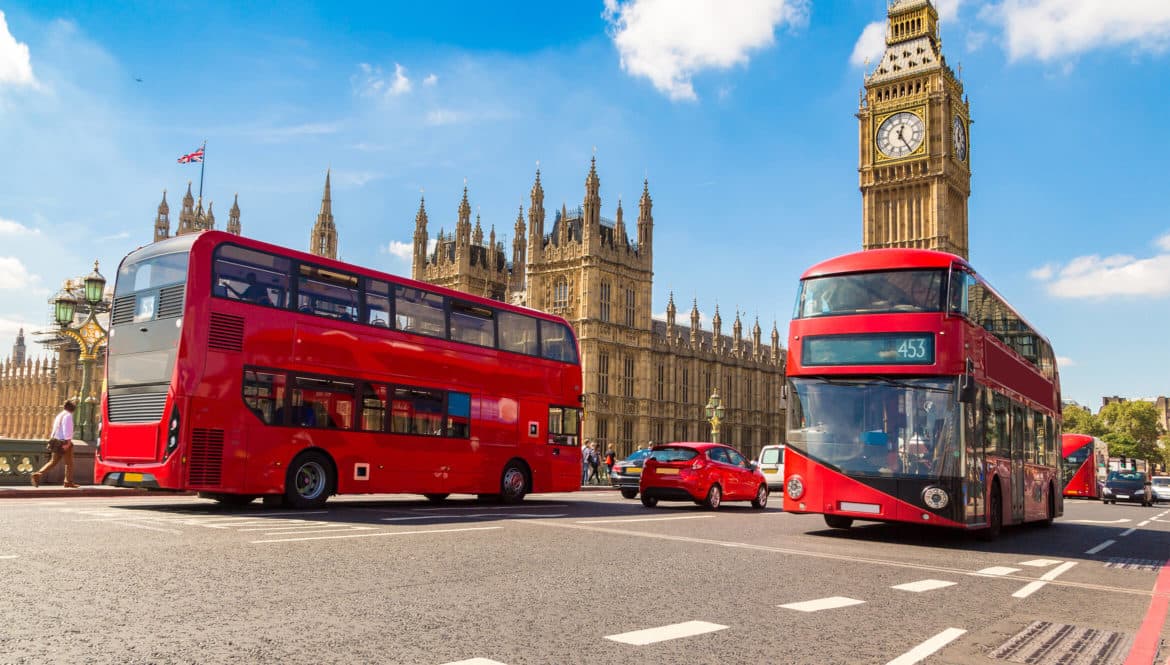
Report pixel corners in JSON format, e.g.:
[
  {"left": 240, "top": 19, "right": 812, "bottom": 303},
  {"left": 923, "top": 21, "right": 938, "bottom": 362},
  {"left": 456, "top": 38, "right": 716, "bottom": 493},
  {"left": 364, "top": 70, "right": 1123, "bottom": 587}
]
[
  {"left": 786, "top": 475, "right": 805, "bottom": 500},
  {"left": 922, "top": 486, "right": 949, "bottom": 510}
]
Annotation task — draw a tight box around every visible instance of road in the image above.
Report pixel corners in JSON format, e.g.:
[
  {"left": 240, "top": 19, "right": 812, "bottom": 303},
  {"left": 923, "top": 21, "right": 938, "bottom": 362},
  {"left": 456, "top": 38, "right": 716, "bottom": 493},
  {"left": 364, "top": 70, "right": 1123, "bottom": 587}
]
[{"left": 1, "top": 492, "right": 1167, "bottom": 664}]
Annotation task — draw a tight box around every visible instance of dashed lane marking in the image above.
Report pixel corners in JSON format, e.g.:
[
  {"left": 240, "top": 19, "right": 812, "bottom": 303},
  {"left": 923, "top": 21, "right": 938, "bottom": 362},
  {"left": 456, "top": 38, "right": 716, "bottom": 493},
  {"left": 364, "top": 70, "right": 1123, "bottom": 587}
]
[
  {"left": 976, "top": 566, "right": 1022, "bottom": 576},
  {"left": 1138, "top": 520, "right": 1151, "bottom": 527},
  {"left": 439, "top": 659, "right": 509, "bottom": 665},
  {"left": 1122, "top": 528, "right": 1137, "bottom": 537},
  {"left": 1020, "top": 559, "right": 1063, "bottom": 567},
  {"left": 892, "top": 579, "right": 956, "bottom": 593},
  {"left": 577, "top": 515, "right": 712, "bottom": 524},
  {"left": 780, "top": 596, "right": 866, "bottom": 612},
  {"left": 1065, "top": 518, "right": 1131, "bottom": 524},
  {"left": 256, "top": 526, "right": 377, "bottom": 536},
  {"left": 108, "top": 521, "right": 182, "bottom": 535},
  {"left": 885, "top": 628, "right": 966, "bottom": 665},
  {"left": 604, "top": 620, "right": 728, "bottom": 645},
  {"left": 0, "top": 555, "right": 18, "bottom": 559},
  {"left": 381, "top": 513, "right": 565, "bottom": 521},
  {"left": 1086, "top": 540, "right": 1117, "bottom": 555},
  {"left": 1012, "top": 561, "right": 1077, "bottom": 599},
  {"left": 252, "top": 525, "right": 502, "bottom": 543},
  {"left": 409, "top": 504, "right": 569, "bottom": 512}
]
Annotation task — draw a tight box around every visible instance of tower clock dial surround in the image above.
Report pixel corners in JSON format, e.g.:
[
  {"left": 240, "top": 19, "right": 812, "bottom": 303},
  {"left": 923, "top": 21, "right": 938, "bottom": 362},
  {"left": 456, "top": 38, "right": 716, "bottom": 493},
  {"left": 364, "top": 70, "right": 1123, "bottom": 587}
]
[
  {"left": 876, "top": 111, "right": 925, "bottom": 159},
  {"left": 953, "top": 116, "right": 967, "bottom": 162}
]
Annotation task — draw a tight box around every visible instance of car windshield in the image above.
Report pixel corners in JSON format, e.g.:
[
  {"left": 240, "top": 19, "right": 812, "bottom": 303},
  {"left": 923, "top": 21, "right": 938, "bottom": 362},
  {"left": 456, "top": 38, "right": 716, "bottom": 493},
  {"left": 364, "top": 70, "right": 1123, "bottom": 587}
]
[
  {"left": 1107, "top": 471, "right": 1146, "bottom": 483},
  {"left": 622, "top": 449, "right": 653, "bottom": 463},
  {"left": 794, "top": 269, "right": 945, "bottom": 318},
  {"left": 648, "top": 446, "right": 699, "bottom": 463},
  {"left": 1153, "top": 478, "right": 1170, "bottom": 487},
  {"left": 760, "top": 447, "right": 784, "bottom": 465}
]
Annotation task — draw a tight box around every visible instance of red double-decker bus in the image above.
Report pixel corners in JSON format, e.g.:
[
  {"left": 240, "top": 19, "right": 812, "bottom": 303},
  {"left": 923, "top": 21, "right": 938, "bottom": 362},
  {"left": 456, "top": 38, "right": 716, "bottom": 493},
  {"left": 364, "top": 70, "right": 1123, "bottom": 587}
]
[
  {"left": 1062, "top": 433, "right": 1104, "bottom": 499},
  {"left": 96, "top": 231, "right": 583, "bottom": 508},
  {"left": 782, "top": 249, "right": 1062, "bottom": 538}
]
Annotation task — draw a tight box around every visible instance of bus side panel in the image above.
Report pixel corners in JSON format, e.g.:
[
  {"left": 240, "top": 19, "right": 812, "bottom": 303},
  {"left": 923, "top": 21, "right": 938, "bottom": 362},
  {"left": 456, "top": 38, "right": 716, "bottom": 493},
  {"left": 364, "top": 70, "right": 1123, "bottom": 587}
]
[{"left": 1064, "top": 459, "right": 1097, "bottom": 498}]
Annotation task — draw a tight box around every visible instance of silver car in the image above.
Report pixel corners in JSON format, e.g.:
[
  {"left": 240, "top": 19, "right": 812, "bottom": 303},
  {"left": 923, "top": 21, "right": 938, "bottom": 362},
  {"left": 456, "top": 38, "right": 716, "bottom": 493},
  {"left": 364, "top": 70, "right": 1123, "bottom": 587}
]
[{"left": 1152, "top": 476, "right": 1170, "bottom": 503}]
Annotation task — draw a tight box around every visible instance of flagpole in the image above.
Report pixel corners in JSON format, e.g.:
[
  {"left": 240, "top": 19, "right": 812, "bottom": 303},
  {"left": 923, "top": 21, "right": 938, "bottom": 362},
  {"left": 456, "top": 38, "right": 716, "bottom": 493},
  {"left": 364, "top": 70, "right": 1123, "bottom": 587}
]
[{"left": 198, "top": 141, "right": 207, "bottom": 200}]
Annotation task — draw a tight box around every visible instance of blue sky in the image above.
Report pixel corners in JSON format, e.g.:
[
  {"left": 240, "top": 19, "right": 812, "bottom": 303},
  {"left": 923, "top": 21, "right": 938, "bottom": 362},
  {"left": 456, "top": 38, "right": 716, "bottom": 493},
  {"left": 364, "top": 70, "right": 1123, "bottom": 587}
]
[{"left": 1, "top": 0, "right": 1168, "bottom": 410}]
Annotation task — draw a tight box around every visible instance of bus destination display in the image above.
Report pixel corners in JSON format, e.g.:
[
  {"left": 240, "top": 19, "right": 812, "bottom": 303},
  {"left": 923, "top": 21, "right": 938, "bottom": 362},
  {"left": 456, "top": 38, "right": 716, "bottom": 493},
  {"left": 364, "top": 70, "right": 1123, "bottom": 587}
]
[{"left": 803, "top": 333, "right": 934, "bottom": 366}]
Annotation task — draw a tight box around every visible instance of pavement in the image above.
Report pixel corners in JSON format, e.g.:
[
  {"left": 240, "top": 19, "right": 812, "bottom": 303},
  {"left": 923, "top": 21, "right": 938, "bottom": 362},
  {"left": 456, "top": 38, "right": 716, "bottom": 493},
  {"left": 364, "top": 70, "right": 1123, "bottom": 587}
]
[{"left": 0, "top": 482, "right": 617, "bottom": 499}]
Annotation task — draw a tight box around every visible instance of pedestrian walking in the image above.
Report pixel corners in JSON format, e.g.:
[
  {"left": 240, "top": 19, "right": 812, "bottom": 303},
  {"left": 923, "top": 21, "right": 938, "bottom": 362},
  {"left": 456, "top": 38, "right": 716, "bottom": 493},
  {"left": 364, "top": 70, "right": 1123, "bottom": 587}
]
[
  {"left": 587, "top": 442, "right": 601, "bottom": 484},
  {"left": 581, "top": 439, "right": 592, "bottom": 485},
  {"left": 32, "top": 400, "right": 79, "bottom": 488},
  {"left": 604, "top": 445, "right": 616, "bottom": 474}
]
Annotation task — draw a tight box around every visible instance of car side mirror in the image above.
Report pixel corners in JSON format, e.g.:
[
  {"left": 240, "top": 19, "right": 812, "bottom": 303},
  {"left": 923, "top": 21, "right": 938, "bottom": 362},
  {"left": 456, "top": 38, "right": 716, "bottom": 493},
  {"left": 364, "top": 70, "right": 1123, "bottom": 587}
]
[{"left": 748, "top": 461, "right": 758, "bottom": 470}]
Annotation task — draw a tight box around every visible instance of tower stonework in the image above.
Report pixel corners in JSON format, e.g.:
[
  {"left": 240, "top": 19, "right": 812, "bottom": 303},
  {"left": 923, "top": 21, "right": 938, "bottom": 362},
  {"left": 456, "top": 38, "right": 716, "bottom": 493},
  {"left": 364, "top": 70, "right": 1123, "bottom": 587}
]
[
  {"left": 158, "top": 181, "right": 226, "bottom": 241},
  {"left": 153, "top": 190, "right": 170, "bottom": 242},
  {"left": 310, "top": 170, "right": 338, "bottom": 259},
  {"left": 411, "top": 159, "right": 787, "bottom": 458},
  {"left": 859, "top": 0, "right": 971, "bottom": 258}
]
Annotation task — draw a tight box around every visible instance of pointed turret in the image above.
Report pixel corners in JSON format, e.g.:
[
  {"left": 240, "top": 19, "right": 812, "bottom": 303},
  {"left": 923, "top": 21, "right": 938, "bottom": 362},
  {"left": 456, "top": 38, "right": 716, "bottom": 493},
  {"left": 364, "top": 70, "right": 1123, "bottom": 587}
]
[
  {"left": 690, "top": 298, "right": 700, "bottom": 348},
  {"left": 614, "top": 197, "right": 627, "bottom": 247},
  {"left": 204, "top": 201, "right": 215, "bottom": 230},
  {"left": 154, "top": 189, "right": 171, "bottom": 242},
  {"left": 666, "top": 292, "right": 677, "bottom": 339},
  {"left": 456, "top": 185, "right": 472, "bottom": 252},
  {"left": 582, "top": 155, "right": 601, "bottom": 248},
  {"left": 12, "top": 327, "right": 26, "bottom": 366},
  {"left": 226, "top": 193, "right": 241, "bottom": 235},
  {"left": 473, "top": 212, "right": 484, "bottom": 246},
  {"left": 488, "top": 224, "right": 497, "bottom": 271},
  {"left": 528, "top": 167, "right": 545, "bottom": 261},
  {"left": 771, "top": 321, "right": 781, "bottom": 361},
  {"left": 178, "top": 182, "right": 196, "bottom": 235},
  {"left": 310, "top": 169, "right": 338, "bottom": 259},
  {"left": 713, "top": 304, "right": 723, "bottom": 348},
  {"left": 637, "top": 177, "right": 653, "bottom": 262},
  {"left": 511, "top": 204, "right": 527, "bottom": 293},
  {"left": 752, "top": 316, "right": 762, "bottom": 356},
  {"left": 412, "top": 195, "right": 429, "bottom": 280}
]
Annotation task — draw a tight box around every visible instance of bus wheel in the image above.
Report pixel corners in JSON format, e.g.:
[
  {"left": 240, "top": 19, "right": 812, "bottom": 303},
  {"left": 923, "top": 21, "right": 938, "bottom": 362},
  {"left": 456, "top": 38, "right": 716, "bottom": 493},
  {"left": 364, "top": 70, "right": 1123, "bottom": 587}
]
[
  {"left": 1040, "top": 486, "right": 1055, "bottom": 527},
  {"left": 824, "top": 514, "right": 853, "bottom": 529},
  {"left": 424, "top": 493, "right": 449, "bottom": 503},
  {"left": 620, "top": 488, "right": 638, "bottom": 500},
  {"left": 751, "top": 484, "right": 769, "bottom": 510},
  {"left": 285, "top": 451, "right": 334, "bottom": 509},
  {"left": 705, "top": 484, "right": 722, "bottom": 510},
  {"left": 980, "top": 484, "right": 1003, "bottom": 541},
  {"left": 499, "top": 462, "right": 528, "bottom": 504}
]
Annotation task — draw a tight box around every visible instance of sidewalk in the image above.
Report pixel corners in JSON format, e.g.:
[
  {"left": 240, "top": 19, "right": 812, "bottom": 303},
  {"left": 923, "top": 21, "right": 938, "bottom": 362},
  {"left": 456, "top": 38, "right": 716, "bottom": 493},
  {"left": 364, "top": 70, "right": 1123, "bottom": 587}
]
[{"left": 0, "top": 483, "right": 193, "bottom": 499}]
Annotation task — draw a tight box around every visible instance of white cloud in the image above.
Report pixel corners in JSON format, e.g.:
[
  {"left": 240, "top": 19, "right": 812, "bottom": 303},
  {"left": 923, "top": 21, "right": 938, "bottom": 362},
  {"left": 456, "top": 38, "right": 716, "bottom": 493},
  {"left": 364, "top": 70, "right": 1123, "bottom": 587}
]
[
  {"left": 603, "top": 0, "right": 809, "bottom": 101},
  {"left": 0, "top": 10, "right": 37, "bottom": 88},
  {"left": 0, "top": 256, "right": 34, "bottom": 289},
  {"left": 389, "top": 63, "right": 412, "bottom": 95},
  {"left": 0, "top": 217, "right": 40, "bottom": 235},
  {"left": 425, "top": 108, "right": 464, "bottom": 126},
  {"left": 1032, "top": 232, "right": 1170, "bottom": 298},
  {"left": 353, "top": 62, "right": 412, "bottom": 98},
  {"left": 987, "top": 0, "right": 1170, "bottom": 62},
  {"left": 332, "top": 170, "right": 382, "bottom": 188},
  {"left": 1056, "top": 356, "right": 1075, "bottom": 368},
  {"left": 933, "top": 0, "right": 965, "bottom": 22},
  {"left": 385, "top": 240, "right": 414, "bottom": 260},
  {"left": 850, "top": 22, "right": 886, "bottom": 68},
  {"left": 423, "top": 73, "right": 438, "bottom": 86}
]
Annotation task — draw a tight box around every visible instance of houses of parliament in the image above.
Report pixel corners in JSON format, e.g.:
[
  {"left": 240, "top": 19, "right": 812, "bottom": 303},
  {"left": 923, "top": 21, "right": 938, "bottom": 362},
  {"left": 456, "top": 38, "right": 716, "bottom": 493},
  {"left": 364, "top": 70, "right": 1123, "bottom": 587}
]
[{"left": 4, "top": 0, "right": 970, "bottom": 460}]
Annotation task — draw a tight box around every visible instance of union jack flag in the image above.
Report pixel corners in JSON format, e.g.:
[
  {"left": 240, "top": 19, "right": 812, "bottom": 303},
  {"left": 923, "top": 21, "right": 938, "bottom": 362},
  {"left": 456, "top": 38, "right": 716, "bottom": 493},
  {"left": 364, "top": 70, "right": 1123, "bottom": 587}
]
[{"left": 177, "top": 147, "right": 204, "bottom": 164}]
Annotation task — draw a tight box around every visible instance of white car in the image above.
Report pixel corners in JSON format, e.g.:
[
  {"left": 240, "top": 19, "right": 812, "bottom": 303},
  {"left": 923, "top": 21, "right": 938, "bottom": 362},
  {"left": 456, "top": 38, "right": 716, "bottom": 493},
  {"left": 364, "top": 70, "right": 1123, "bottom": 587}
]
[
  {"left": 757, "top": 445, "right": 786, "bottom": 490},
  {"left": 1152, "top": 476, "right": 1170, "bottom": 503}
]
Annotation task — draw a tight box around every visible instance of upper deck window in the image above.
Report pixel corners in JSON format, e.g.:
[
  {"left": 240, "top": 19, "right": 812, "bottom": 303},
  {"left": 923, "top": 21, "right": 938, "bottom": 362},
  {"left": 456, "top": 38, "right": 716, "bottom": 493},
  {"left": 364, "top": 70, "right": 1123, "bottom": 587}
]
[
  {"left": 795, "top": 269, "right": 944, "bottom": 319},
  {"left": 213, "top": 245, "right": 290, "bottom": 307}
]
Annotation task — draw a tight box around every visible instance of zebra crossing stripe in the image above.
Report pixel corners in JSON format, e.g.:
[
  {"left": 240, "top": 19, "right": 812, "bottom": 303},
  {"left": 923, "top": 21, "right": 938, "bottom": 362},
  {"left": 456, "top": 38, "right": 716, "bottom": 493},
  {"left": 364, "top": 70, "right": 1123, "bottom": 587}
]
[{"left": 605, "top": 620, "right": 728, "bottom": 645}]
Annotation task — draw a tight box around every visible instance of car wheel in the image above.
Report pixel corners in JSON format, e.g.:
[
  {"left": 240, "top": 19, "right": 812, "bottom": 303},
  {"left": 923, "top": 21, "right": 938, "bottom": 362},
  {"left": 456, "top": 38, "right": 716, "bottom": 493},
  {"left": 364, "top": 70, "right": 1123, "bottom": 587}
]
[
  {"left": 751, "top": 484, "right": 768, "bottom": 510},
  {"left": 424, "top": 493, "right": 449, "bottom": 503},
  {"left": 824, "top": 514, "right": 853, "bottom": 529},
  {"left": 499, "top": 462, "right": 528, "bottom": 504},
  {"left": 620, "top": 488, "right": 638, "bottom": 500},
  {"left": 705, "top": 484, "right": 722, "bottom": 510},
  {"left": 641, "top": 495, "right": 658, "bottom": 508},
  {"left": 285, "top": 450, "right": 334, "bottom": 509}
]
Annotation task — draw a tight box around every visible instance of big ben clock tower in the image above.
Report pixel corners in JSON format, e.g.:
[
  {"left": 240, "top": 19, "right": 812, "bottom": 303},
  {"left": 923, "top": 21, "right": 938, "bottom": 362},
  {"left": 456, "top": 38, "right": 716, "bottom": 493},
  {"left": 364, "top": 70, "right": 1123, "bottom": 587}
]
[{"left": 859, "top": 0, "right": 970, "bottom": 259}]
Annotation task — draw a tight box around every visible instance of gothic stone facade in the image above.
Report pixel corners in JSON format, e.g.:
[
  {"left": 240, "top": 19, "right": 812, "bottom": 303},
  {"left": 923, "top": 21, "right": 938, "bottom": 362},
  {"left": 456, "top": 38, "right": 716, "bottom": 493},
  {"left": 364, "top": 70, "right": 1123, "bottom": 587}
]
[{"left": 412, "top": 159, "right": 787, "bottom": 459}]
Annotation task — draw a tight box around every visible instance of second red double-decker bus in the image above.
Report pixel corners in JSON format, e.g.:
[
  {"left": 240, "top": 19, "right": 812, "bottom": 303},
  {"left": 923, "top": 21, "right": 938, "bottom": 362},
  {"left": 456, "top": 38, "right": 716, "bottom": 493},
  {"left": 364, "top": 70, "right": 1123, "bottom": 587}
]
[
  {"left": 1062, "top": 433, "right": 1104, "bottom": 499},
  {"left": 97, "top": 231, "right": 583, "bottom": 507},
  {"left": 782, "top": 249, "right": 1062, "bottom": 538}
]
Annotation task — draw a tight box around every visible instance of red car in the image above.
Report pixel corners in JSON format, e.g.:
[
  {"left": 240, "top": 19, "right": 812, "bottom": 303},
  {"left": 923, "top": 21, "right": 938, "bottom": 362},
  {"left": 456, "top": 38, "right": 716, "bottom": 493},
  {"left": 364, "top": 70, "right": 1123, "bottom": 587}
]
[{"left": 639, "top": 442, "right": 769, "bottom": 510}]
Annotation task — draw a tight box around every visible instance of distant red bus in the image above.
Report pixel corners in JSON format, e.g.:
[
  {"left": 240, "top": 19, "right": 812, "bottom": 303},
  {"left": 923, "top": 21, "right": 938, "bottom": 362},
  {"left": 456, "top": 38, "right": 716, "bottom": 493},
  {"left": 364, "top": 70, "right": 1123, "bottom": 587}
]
[
  {"left": 97, "top": 231, "right": 583, "bottom": 507},
  {"left": 782, "top": 249, "right": 1063, "bottom": 538},
  {"left": 1062, "top": 433, "right": 1103, "bottom": 499}
]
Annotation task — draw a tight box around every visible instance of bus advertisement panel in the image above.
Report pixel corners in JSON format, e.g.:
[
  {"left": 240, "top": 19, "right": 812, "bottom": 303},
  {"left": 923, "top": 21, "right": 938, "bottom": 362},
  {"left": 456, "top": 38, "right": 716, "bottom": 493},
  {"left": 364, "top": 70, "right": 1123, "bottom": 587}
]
[
  {"left": 782, "top": 249, "right": 1062, "bottom": 538},
  {"left": 96, "top": 231, "right": 583, "bottom": 508}
]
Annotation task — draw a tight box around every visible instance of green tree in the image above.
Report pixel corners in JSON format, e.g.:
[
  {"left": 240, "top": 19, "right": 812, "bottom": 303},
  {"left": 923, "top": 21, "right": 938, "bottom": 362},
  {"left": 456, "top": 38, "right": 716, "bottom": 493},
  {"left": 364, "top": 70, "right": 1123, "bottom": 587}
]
[
  {"left": 1062, "top": 404, "right": 1106, "bottom": 437},
  {"left": 1099, "top": 401, "right": 1165, "bottom": 467}
]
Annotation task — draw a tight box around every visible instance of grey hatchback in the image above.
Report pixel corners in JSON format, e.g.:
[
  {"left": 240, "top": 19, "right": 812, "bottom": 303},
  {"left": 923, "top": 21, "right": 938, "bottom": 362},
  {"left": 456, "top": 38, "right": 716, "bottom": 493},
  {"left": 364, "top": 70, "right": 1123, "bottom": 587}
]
[{"left": 610, "top": 448, "right": 654, "bottom": 499}]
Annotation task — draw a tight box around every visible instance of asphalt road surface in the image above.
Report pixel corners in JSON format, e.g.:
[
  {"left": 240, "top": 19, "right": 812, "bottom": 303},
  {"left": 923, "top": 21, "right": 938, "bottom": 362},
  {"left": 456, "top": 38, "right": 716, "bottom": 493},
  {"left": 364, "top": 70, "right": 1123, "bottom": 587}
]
[{"left": 1, "top": 491, "right": 1167, "bottom": 665}]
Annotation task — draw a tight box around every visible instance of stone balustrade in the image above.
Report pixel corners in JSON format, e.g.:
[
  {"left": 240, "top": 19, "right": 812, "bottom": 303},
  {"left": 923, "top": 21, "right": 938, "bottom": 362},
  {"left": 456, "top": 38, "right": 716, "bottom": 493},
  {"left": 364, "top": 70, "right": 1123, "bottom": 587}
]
[{"left": 0, "top": 438, "right": 95, "bottom": 486}]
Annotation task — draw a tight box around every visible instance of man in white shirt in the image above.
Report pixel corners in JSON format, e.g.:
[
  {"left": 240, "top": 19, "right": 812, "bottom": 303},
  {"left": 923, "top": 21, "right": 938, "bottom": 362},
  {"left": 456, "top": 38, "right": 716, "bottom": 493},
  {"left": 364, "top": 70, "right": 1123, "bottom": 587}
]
[{"left": 32, "top": 400, "right": 79, "bottom": 488}]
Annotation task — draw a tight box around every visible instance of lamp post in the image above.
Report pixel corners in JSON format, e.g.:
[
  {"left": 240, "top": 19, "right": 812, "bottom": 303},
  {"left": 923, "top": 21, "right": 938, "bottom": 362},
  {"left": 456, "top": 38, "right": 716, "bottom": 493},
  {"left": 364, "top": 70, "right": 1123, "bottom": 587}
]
[
  {"left": 52, "top": 261, "right": 109, "bottom": 443},
  {"left": 705, "top": 389, "right": 725, "bottom": 443}
]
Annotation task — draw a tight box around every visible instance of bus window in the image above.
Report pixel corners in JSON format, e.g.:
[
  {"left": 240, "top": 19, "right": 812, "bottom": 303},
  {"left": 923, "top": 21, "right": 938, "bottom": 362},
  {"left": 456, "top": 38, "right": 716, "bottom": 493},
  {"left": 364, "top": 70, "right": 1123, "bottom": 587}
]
[
  {"left": 360, "top": 383, "right": 388, "bottom": 432},
  {"left": 450, "top": 300, "right": 495, "bottom": 347},
  {"left": 498, "top": 311, "right": 538, "bottom": 356},
  {"left": 297, "top": 264, "right": 359, "bottom": 321},
  {"left": 395, "top": 287, "right": 446, "bottom": 338},
  {"left": 548, "top": 405, "right": 581, "bottom": 446},
  {"left": 365, "top": 279, "right": 392, "bottom": 328},
  {"left": 446, "top": 392, "right": 471, "bottom": 438},
  {"left": 392, "top": 387, "right": 444, "bottom": 435},
  {"left": 243, "top": 369, "right": 286, "bottom": 424},
  {"left": 117, "top": 250, "right": 189, "bottom": 297},
  {"left": 292, "top": 376, "right": 356, "bottom": 430},
  {"left": 213, "top": 245, "right": 290, "bottom": 307},
  {"left": 541, "top": 320, "right": 578, "bottom": 364}
]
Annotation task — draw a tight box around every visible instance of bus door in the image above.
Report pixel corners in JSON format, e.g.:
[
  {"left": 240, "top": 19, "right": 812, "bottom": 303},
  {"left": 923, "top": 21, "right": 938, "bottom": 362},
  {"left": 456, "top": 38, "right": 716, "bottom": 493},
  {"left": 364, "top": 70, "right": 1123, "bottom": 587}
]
[
  {"left": 544, "top": 404, "right": 583, "bottom": 491},
  {"left": 1010, "top": 404, "right": 1026, "bottom": 523}
]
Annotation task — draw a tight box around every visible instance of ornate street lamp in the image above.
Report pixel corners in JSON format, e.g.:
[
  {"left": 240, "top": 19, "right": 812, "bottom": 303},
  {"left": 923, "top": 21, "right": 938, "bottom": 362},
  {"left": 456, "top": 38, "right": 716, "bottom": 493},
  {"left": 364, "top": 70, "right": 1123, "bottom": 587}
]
[
  {"left": 51, "top": 261, "right": 109, "bottom": 443},
  {"left": 705, "top": 389, "right": 725, "bottom": 443}
]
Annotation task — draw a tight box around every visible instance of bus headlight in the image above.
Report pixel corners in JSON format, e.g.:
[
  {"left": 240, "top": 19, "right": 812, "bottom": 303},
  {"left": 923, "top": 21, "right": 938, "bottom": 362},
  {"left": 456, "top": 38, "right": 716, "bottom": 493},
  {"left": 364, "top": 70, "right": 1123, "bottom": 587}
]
[
  {"left": 786, "top": 475, "right": 805, "bottom": 500},
  {"left": 922, "top": 486, "right": 949, "bottom": 510}
]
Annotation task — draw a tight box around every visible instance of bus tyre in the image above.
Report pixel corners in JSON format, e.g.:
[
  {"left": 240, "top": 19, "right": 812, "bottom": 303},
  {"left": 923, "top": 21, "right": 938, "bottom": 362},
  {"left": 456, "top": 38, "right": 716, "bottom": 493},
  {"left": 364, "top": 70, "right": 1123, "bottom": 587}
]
[
  {"left": 424, "top": 493, "right": 449, "bottom": 503},
  {"left": 824, "top": 514, "right": 853, "bottom": 529},
  {"left": 705, "top": 484, "right": 722, "bottom": 510},
  {"left": 285, "top": 451, "right": 334, "bottom": 509},
  {"left": 752, "top": 484, "right": 769, "bottom": 510},
  {"left": 981, "top": 483, "right": 1003, "bottom": 541},
  {"left": 1040, "top": 486, "right": 1055, "bottom": 527},
  {"left": 620, "top": 489, "right": 638, "bottom": 500},
  {"left": 499, "top": 462, "right": 528, "bottom": 504},
  {"left": 641, "top": 495, "right": 658, "bottom": 508}
]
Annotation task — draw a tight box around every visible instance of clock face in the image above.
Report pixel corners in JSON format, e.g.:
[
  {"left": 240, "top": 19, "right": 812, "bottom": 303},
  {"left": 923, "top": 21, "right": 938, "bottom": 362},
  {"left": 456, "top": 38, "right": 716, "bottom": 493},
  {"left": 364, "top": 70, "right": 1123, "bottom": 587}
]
[
  {"left": 876, "top": 111, "right": 925, "bottom": 158},
  {"left": 953, "top": 116, "right": 968, "bottom": 162}
]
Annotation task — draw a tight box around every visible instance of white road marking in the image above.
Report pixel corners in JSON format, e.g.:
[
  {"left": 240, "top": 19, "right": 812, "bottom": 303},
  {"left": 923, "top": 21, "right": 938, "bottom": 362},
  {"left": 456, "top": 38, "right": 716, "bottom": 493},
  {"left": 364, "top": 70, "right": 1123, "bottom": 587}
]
[
  {"left": 975, "top": 566, "right": 1020, "bottom": 576},
  {"left": 892, "top": 579, "right": 956, "bottom": 593},
  {"left": 1019, "top": 559, "right": 1063, "bottom": 567},
  {"left": 1085, "top": 540, "right": 1116, "bottom": 555},
  {"left": 258, "top": 526, "right": 376, "bottom": 536},
  {"left": 410, "top": 504, "right": 568, "bottom": 512},
  {"left": 1121, "top": 528, "right": 1137, "bottom": 537},
  {"left": 1065, "top": 518, "right": 1130, "bottom": 524},
  {"left": 885, "top": 628, "right": 966, "bottom": 665},
  {"left": 780, "top": 596, "right": 865, "bottom": 612},
  {"left": 236, "top": 522, "right": 334, "bottom": 531},
  {"left": 382, "top": 513, "right": 565, "bottom": 521},
  {"left": 252, "top": 525, "right": 501, "bottom": 543},
  {"left": 0, "top": 555, "right": 18, "bottom": 559},
  {"left": 578, "top": 515, "right": 711, "bottom": 524},
  {"left": 1012, "top": 561, "right": 1078, "bottom": 599},
  {"left": 440, "top": 659, "right": 509, "bottom": 665},
  {"left": 604, "top": 620, "right": 728, "bottom": 645},
  {"left": 109, "top": 521, "right": 182, "bottom": 535},
  {"left": 1138, "top": 521, "right": 1151, "bottom": 527}
]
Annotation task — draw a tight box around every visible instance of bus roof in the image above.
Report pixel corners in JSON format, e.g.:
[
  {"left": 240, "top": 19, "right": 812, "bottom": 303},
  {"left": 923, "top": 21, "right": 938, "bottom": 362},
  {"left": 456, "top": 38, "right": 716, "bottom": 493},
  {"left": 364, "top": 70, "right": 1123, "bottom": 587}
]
[
  {"left": 1061, "top": 433, "right": 1097, "bottom": 457},
  {"left": 800, "top": 248, "right": 970, "bottom": 279}
]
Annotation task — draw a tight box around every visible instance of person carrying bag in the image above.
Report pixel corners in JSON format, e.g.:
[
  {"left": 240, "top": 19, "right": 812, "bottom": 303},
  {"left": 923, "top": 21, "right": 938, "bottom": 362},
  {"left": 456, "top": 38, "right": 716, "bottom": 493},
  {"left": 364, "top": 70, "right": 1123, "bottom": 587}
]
[{"left": 32, "top": 400, "right": 80, "bottom": 488}]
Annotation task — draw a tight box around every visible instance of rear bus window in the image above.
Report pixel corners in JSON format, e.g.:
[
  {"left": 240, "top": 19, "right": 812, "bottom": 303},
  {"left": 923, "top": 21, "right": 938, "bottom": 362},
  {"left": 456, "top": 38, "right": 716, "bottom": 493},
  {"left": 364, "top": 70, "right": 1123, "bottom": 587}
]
[{"left": 540, "top": 320, "right": 578, "bottom": 364}]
